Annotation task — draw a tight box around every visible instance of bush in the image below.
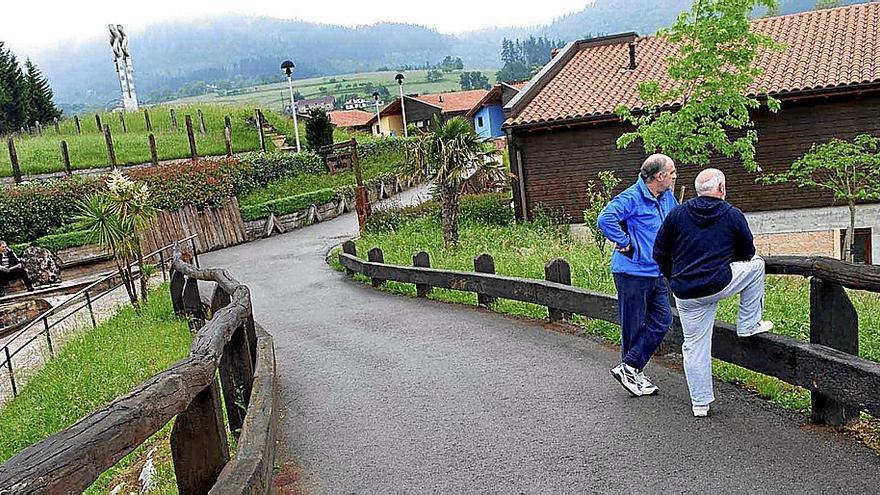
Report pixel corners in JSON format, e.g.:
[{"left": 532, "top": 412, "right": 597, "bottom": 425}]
[
  {"left": 364, "top": 201, "right": 437, "bottom": 233},
  {"left": 239, "top": 151, "right": 325, "bottom": 186},
  {"left": 305, "top": 109, "right": 334, "bottom": 151},
  {"left": 240, "top": 188, "right": 341, "bottom": 222},
  {"left": 0, "top": 176, "right": 100, "bottom": 244},
  {"left": 459, "top": 193, "right": 514, "bottom": 226},
  {"left": 33, "top": 230, "right": 94, "bottom": 252}
]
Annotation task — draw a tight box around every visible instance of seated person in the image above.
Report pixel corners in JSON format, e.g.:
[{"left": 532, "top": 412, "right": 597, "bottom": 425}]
[{"left": 0, "top": 240, "right": 34, "bottom": 296}]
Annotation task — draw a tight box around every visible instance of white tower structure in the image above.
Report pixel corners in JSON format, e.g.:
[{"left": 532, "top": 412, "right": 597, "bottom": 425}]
[{"left": 109, "top": 24, "right": 138, "bottom": 111}]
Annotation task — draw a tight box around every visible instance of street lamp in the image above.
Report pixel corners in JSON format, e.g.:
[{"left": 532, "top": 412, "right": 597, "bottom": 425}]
[
  {"left": 395, "top": 73, "right": 408, "bottom": 137},
  {"left": 281, "top": 60, "right": 302, "bottom": 152},
  {"left": 372, "top": 91, "right": 382, "bottom": 136}
]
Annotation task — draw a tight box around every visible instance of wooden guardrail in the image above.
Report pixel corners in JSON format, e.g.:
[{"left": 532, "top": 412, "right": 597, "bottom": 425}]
[
  {"left": 340, "top": 243, "right": 880, "bottom": 426},
  {"left": 0, "top": 252, "right": 278, "bottom": 494}
]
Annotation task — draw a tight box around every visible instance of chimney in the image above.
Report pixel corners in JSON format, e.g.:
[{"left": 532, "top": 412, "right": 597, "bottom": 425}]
[
  {"left": 551, "top": 48, "right": 560, "bottom": 59},
  {"left": 439, "top": 94, "right": 443, "bottom": 103},
  {"left": 628, "top": 42, "right": 637, "bottom": 70}
]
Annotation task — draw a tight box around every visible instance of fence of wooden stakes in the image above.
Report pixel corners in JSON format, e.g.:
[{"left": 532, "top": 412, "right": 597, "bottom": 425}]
[
  {"left": 0, "top": 251, "right": 279, "bottom": 494},
  {"left": 4, "top": 108, "right": 261, "bottom": 183},
  {"left": 340, "top": 243, "right": 880, "bottom": 426}
]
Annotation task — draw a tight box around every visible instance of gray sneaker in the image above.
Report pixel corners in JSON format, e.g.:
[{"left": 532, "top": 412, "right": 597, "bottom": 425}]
[
  {"left": 610, "top": 362, "right": 643, "bottom": 397},
  {"left": 739, "top": 320, "right": 774, "bottom": 337},
  {"left": 637, "top": 371, "right": 658, "bottom": 395}
]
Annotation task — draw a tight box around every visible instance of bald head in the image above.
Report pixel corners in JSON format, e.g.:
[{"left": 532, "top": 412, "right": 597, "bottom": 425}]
[{"left": 695, "top": 168, "right": 725, "bottom": 199}]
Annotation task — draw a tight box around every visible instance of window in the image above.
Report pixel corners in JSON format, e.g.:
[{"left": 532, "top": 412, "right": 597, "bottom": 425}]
[
  {"left": 375, "top": 125, "right": 380, "bottom": 134},
  {"left": 416, "top": 120, "right": 424, "bottom": 127},
  {"left": 477, "top": 116, "right": 484, "bottom": 127},
  {"left": 840, "top": 228, "right": 873, "bottom": 264}
]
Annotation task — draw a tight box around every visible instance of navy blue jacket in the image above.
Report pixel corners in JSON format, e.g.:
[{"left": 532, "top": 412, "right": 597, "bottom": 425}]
[
  {"left": 652, "top": 196, "right": 756, "bottom": 299},
  {"left": 597, "top": 176, "right": 678, "bottom": 277}
]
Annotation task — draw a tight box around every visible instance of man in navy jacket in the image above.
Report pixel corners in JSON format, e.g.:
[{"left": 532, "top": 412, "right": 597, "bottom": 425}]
[
  {"left": 653, "top": 168, "right": 773, "bottom": 417},
  {"left": 598, "top": 154, "right": 678, "bottom": 397}
]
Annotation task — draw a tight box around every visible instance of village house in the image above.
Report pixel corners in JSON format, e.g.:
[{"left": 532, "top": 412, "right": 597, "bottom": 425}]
[
  {"left": 503, "top": 3, "right": 880, "bottom": 264},
  {"left": 287, "top": 95, "right": 336, "bottom": 115},
  {"left": 366, "top": 89, "right": 489, "bottom": 136},
  {"left": 466, "top": 82, "right": 526, "bottom": 139},
  {"left": 343, "top": 97, "right": 384, "bottom": 110},
  {"left": 329, "top": 109, "right": 374, "bottom": 133}
]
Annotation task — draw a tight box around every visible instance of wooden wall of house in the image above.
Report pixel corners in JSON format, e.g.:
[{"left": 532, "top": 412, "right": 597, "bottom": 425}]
[
  {"left": 404, "top": 98, "right": 441, "bottom": 127},
  {"left": 511, "top": 92, "right": 880, "bottom": 223}
]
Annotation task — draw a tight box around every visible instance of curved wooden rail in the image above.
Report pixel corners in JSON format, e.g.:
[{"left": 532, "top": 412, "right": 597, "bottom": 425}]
[
  {"left": 765, "top": 255, "right": 880, "bottom": 292},
  {"left": 0, "top": 252, "right": 278, "bottom": 494}
]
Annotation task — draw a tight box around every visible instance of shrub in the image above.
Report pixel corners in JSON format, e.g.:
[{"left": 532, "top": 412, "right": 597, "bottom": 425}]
[
  {"left": 0, "top": 176, "right": 100, "bottom": 244},
  {"left": 239, "top": 151, "right": 325, "bottom": 186},
  {"left": 305, "top": 108, "right": 334, "bottom": 151},
  {"left": 240, "top": 188, "right": 341, "bottom": 222},
  {"left": 33, "top": 230, "right": 94, "bottom": 252},
  {"left": 364, "top": 201, "right": 437, "bottom": 233},
  {"left": 459, "top": 193, "right": 514, "bottom": 226}
]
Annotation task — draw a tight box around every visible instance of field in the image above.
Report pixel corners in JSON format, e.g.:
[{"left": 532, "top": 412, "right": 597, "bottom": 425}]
[
  {"left": 0, "top": 105, "right": 267, "bottom": 177},
  {"left": 164, "top": 69, "right": 499, "bottom": 111}
]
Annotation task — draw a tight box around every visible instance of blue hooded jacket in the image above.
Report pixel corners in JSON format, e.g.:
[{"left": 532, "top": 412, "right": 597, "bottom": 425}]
[{"left": 597, "top": 176, "right": 678, "bottom": 277}]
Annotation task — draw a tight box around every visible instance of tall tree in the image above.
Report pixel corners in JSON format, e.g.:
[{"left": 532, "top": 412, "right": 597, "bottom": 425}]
[
  {"left": 615, "top": 0, "right": 784, "bottom": 172},
  {"left": 0, "top": 42, "right": 29, "bottom": 134},
  {"left": 23, "top": 59, "right": 61, "bottom": 125},
  {"left": 814, "top": 0, "right": 841, "bottom": 9},
  {"left": 305, "top": 108, "right": 334, "bottom": 151}
]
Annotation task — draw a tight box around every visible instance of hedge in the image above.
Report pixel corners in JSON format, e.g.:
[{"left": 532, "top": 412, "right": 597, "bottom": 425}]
[
  {"left": 364, "top": 193, "right": 513, "bottom": 233},
  {"left": 10, "top": 230, "right": 95, "bottom": 254},
  {"left": 0, "top": 177, "right": 100, "bottom": 245}
]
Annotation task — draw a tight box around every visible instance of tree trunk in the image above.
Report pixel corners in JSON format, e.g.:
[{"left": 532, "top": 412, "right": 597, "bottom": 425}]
[
  {"left": 440, "top": 181, "right": 461, "bottom": 247},
  {"left": 111, "top": 245, "right": 138, "bottom": 307},
  {"left": 843, "top": 203, "right": 856, "bottom": 263},
  {"left": 135, "top": 234, "right": 149, "bottom": 304}
]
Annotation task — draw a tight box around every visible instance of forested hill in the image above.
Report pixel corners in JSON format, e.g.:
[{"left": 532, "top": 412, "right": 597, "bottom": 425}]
[{"left": 24, "top": 0, "right": 863, "bottom": 108}]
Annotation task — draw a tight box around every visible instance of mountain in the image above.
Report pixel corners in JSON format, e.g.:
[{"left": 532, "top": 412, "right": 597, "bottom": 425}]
[{"left": 21, "top": 0, "right": 865, "bottom": 108}]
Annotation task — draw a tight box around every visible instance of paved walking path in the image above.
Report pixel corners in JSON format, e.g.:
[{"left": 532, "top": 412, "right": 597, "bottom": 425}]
[{"left": 202, "top": 189, "right": 880, "bottom": 493}]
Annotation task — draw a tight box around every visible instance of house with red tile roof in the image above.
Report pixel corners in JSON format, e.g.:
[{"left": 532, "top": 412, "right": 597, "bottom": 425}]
[
  {"left": 329, "top": 110, "right": 374, "bottom": 133},
  {"left": 366, "top": 89, "right": 489, "bottom": 136},
  {"left": 503, "top": 3, "right": 880, "bottom": 263}
]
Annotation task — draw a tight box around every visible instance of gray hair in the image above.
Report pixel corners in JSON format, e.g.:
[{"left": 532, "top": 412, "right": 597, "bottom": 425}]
[
  {"left": 695, "top": 168, "right": 725, "bottom": 195},
  {"left": 640, "top": 154, "right": 673, "bottom": 182}
]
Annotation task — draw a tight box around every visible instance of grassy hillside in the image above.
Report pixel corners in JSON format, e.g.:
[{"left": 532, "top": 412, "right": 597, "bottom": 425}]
[{"left": 164, "top": 69, "right": 499, "bottom": 110}]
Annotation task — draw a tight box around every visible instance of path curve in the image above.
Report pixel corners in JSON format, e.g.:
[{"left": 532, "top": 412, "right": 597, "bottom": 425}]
[{"left": 202, "top": 190, "right": 880, "bottom": 493}]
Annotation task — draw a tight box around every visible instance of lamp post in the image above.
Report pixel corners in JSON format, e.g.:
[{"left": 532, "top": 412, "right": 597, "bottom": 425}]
[
  {"left": 372, "top": 91, "right": 382, "bottom": 136},
  {"left": 281, "top": 60, "right": 302, "bottom": 152},
  {"left": 395, "top": 73, "right": 408, "bottom": 137}
]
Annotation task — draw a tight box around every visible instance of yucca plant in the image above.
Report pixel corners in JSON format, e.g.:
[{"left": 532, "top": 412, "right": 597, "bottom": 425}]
[{"left": 402, "top": 116, "right": 503, "bottom": 247}]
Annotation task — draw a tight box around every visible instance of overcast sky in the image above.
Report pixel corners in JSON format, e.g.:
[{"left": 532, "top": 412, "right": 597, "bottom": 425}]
[{"left": 3, "top": 0, "right": 593, "bottom": 54}]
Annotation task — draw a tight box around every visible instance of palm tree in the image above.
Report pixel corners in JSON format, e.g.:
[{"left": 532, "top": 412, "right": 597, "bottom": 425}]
[{"left": 403, "top": 116, "right": 503, "bottom": 247}]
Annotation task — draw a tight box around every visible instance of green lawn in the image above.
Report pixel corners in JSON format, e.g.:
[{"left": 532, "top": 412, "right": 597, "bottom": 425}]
[
  {"left": 0, "top": 285, "right": 192, "bottom": 492},
  {"left": 335, "top": 203, "right": 880, "bottom": 451},
  {"left": 1, "top": 105, "right": 268, "bottom": 177},
  {"left": 163, "top": 69, "right": 498, "bottom": 109}
]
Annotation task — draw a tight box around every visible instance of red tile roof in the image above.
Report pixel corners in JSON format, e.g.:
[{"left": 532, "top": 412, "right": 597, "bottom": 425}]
[
  {"left": 415, "top": 89, "right": 491, "bottom": 114},
  {"left": 507, "top": 3, "right": 880, "bottom": 127},
  {"left": 329, "top": 110, "right": 374, "bottom": 128}
]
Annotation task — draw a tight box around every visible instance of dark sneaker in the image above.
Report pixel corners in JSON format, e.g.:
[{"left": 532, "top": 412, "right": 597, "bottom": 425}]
[
  {"left": 610, "top": 362, "right": 643, "bottom": 397},
  {"left": 637, "top": 371, "right": 658, "bottom": 395}
]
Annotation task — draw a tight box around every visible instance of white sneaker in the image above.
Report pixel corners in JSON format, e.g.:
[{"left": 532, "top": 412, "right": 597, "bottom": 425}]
[
  {"left": 692, "top": 405, "right": 710, "bottom": 417},
  {"left": 610, "top": 363, "right": 643, "bottom": 397},
  {"left": 637, "top": 371, "right": 658, "bottom": 395},
  {"left": 739, "top": 320, "right": 774, "bottom": 337}
]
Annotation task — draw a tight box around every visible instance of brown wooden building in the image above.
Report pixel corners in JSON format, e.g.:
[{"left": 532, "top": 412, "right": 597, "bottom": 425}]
[{"left": 503, "top": 4, "right": 880, "bottom": 263}]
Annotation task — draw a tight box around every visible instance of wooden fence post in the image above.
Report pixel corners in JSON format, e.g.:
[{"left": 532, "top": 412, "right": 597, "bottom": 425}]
[
  {"left": 185, "top": 115, "right": 198, "bottom": 161},
  {"left": 368, "top": 247, "right": 385, "bottom": 287},
  {"left": 170, "top": 379, "right": 230, "bottom": 495},
  {"left": 144, "top": 108, "right": 152, "bottom": 132},
  {"left": 170, "top": 268, "right": 185, "bottom": 315},
  {"left": 212, "top": 285, "right": 254, "bottom": 440},
  {"left": 60, "top": 140, "right": 72, "bottom": 176},
  {"left": 255, "top": 109, "right": 266, "bottom": 152},
  {"left": 103, "top": 124, "right": 117, "bottom": 169},
  {"left": 53, "top": 117, "right": 59, "bottom": 134},
  {"left": 118, "top": 111, "right": 127, "bottom": 133},
  {"left": 413, "top": 251, "right": 431, "bottom": 298},
  {"left": 474, "top": 254, "right": 496, "bottom": 307},
  {"left": 35, "top": 121, "right": 42, "bottom": 136},
  {"left": 74, "top": 115, "right": 81, "bottom": 134},
  {"left": 170, "top": 108, "right": 178, "bottom": 131},
  {"left": 183, "top": 275, "right": 204, "bottom": 332},
  {"left": 224, "top": 126, "right": 233, "bottom": 158},
  {"left": 342, "top": 240, "right": 357, "bottom": 276},
  {"left": 810, "top": 277, "right": 859, "bottom": 425},
  {"left": 148, "top": 133, "right": 159, "bottom": 166},
  {"left": 95, "top": 113, "right": 102, "bottom": 131},
  {"left": 544, "top": 258, "right": 572, "bottom": 322},
  {"left": 7, "top": 137, "right": 22, "bottom": 184},
  {"left": 197, "top": 109, "right": 206, "bottom": 134}
]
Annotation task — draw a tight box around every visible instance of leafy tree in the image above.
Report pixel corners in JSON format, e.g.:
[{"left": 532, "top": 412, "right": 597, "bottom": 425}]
[
  {"left": 760, "top": 134, "right": 880, "bottom": 262},
  {"left": 459, "top": 71, "right": 490, "bottom": 90},
  {"left": 496, "top": 61, "right": 533, "bottom": 83},
  {"left": 815, "top": 0, "right": 841, "bottom": 9},
  {"left": 426, "top": 70, "right": 443, "bottom": 82},
  {"left": 23, "top": 59, "right": 61, "bottom": 125},
  {"left": 615, "top": 0, "right": 784, "bottom": 172},
  {"left": 403, "top": 116, "right": 504, "bottom": 247},
  {"left": 305, "top": 108, "right": 334, "bottom": 151},
  {"left": 496, "top": 36, "right": 565, "bottom": 84},
  {"left": 583, "top": 170, "right": 621, "bottom": 254}
]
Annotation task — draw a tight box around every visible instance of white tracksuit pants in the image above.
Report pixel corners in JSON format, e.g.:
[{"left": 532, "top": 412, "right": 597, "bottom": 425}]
[{"left": 674, "top": 256, "right": 766, "bottom": 407}]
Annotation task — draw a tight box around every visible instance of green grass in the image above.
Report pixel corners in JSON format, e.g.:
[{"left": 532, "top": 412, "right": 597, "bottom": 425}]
[
  {"left": 0, "top": 105, "right": 270, "bottom": 177},
  {"left": 0, "top": 285, "right": 192, "bottom": 491},
  {"left": 335, "top": 210, "right": 880, "bottom": 447},
  {"left": 163, "top": 69, "right": 498, "bottom": 109}
]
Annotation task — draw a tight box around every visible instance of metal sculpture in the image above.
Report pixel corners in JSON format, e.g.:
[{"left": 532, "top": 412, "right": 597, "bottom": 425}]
[{"left": 109, "top": 24, "right": 138, "bottom": 111}]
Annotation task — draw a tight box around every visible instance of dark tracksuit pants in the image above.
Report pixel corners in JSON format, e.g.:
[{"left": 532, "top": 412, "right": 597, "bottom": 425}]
[
  {"left": 0, "top": 267, "right": 33, "bottom": 295},
  {"left": 613, "top": 273, "right": 672, "bottom": 371}
]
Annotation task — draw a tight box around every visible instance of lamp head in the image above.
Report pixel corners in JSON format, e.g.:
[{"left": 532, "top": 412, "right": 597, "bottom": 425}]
[
  {"left": 395, "top": 73, "right": 405, "bottom": 85},
  {"left": 372, "top": 92, "right": 380, "bottom": 101},
  {"left": 281, "top": 60, "right": 295, "bottom": 77}
]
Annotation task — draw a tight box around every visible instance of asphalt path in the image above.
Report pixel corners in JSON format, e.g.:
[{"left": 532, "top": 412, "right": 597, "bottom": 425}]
[{"left": 202, "top": 189, "right": 880, "bottom": 493}]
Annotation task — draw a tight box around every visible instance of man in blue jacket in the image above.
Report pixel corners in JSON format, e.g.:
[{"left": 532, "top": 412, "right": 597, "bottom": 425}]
[
  {"left": 598, "top": 154, "right": 678, "bottom": 397},
  {"left": 653, "top": 168, "right": 772, "bottom": 417}
]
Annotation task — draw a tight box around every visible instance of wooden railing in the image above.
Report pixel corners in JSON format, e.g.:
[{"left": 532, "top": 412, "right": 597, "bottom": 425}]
[
  {"left": 340, "top": 242, "right": 880, "bottom": 426},
  {"left": 0, "top": 252, "right": 278, "bottom": 494}
]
